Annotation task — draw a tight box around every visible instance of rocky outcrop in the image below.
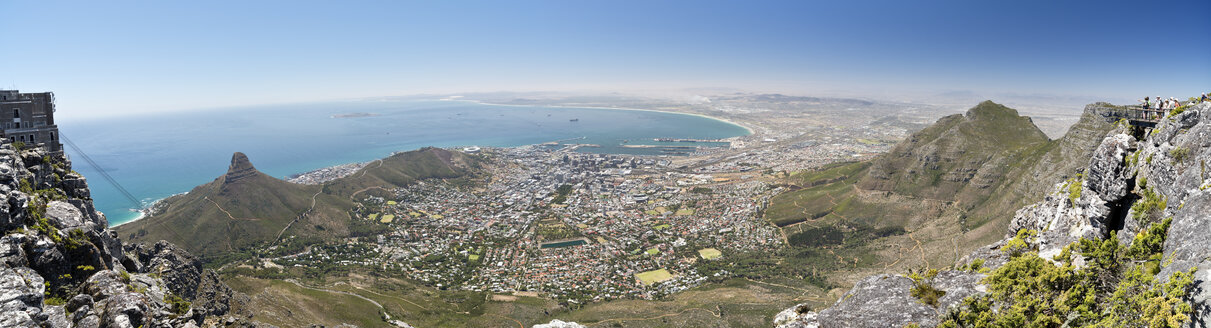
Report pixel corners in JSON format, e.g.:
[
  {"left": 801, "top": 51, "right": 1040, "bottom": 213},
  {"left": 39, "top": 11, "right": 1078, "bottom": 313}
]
[
  {"left": 128, "top": 240, "right": 249, "bottom": 316},
  {"left": 223, "top": 152, "right": 259, "bottom": 186},
  {"left": 775, "top": 271, "right": 985, "bottom": 328},
  {"left": 777, "top": 102, "right": 1211, "bottom": 327},
  {"left": 0, "top": 141, "right": 252, "bottom": 327},
  {"left": 532, "top": 319, "right": 587, "bottom": 328}
]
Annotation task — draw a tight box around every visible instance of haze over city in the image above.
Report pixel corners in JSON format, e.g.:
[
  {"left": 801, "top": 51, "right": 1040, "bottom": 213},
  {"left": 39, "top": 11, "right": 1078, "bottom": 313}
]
[{"left": 2, "top": 0, "right": 1209, "bottom": 120}]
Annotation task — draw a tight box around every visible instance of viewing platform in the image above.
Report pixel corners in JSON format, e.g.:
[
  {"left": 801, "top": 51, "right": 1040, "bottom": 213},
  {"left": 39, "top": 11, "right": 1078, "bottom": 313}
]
[{"left": 1092, "top": 105, "right": 1169, "bottom": 128}]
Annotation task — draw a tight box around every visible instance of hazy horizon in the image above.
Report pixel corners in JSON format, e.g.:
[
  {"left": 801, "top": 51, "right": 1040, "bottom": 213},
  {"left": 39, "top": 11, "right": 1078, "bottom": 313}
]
[{"left": 3, "top": 0, "right": 1209, "bottom": 120}]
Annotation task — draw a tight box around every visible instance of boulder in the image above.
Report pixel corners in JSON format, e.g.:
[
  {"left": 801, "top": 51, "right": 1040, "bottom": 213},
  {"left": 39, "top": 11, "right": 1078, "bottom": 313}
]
[
  {"left": 102, "top": 292, "right": 151, "bottom": 328},
  {"left": 1007, "top": 182, "right": 1109, "bottom": 260},
  {"left": 38, "top": 305, "right": 71, "bottom": 328},
  {"left": 0, "top": 267, "right": 45, "bottom": 327},
  {"left": 44, "top": 201, "right": 87, "bottom": 230},
  {"left": 66, "top": 293, "right": 93, "bottom": 312},
  {"left": 85, "top": 270, "right": 129, "bottom": 300},
  {"left": 0, "top": 234, "right": 28, "bottom": 268}
]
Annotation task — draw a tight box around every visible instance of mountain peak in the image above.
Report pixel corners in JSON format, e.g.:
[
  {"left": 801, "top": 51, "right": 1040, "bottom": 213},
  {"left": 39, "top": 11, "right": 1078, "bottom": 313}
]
[
  {"left": 965, "top": 100, "right": 1021, "bottom": 120},
  {"left": 224, "top": 152, "right": 259, "bottom": 185}
]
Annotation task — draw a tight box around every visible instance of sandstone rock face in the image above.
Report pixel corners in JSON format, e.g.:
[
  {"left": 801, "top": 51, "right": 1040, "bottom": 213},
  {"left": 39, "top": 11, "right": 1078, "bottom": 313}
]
[
  {"left": 223, "top": 152, "right": 259, "bottom": 185},
  {"left": 777, "top": 103, "right": 1211, "bottom": 327},
  {"left": 0, "top": 141, "right": 253, "bottom": 327}
]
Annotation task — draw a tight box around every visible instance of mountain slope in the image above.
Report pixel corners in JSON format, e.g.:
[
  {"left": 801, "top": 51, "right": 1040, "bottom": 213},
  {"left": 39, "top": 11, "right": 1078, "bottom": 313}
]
[
  {"left": 763, "top": 101, "right": 1114, "bottom": 284},
  {"left": 118, "top": 152, "right": 354, "bottom": 259},
  {"left": 858, "top": 100, "right": 1050, "bottom": 204},
  {"left": 119, "top": 147, "right": 484, "bottom": 261}
]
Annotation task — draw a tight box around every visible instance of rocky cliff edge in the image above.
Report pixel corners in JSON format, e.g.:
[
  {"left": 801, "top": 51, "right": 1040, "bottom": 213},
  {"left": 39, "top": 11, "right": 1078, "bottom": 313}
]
[
  {"left": 0, "top": 142, "right": 260, "bottom": 328},
  {"left": 776, "top": 102, "right": 1211, "bottom": 327}
]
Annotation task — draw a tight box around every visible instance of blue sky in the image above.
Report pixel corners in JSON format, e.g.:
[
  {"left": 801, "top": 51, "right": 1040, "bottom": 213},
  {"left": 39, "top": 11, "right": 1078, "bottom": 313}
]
[{"left": 2, "top": 0, "right": 1208, "bottom": 119}]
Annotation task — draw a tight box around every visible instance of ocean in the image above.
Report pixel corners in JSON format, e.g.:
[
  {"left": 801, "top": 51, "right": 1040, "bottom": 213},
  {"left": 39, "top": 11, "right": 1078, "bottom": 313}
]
[{"left": 56, "top": 99, "right": 750, "bottom": 226}]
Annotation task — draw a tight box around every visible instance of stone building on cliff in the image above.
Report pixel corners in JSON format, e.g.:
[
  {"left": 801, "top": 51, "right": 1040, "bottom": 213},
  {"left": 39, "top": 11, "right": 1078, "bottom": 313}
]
[{"left": 0, "top": 89, "right": 62, "bottom": 152}]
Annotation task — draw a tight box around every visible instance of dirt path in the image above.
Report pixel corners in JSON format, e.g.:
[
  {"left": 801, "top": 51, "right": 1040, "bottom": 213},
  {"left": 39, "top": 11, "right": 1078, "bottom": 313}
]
[
  {"left": 205, "top": 196, "right": 262, "bottom": 221},
  {"left": 353, "top": 287, "right": 430, "bottom": 311},
  {"left": 349, "top": 186, "right": 390, "bottom": 201},
  {"left": 284, "top": 280, "right": 412, "bottom": 327},
  {"left": 273, "top": 189, "right": 323, "bottom": 244}
]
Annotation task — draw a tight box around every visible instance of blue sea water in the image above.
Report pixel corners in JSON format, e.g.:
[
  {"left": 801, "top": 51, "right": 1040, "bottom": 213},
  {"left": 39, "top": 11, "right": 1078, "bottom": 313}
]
[{"left": 55, "top": 99, "right": 750, "bottom": 227}]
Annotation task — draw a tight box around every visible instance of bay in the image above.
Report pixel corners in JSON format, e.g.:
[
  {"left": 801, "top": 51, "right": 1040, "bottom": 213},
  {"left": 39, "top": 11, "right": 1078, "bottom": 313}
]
[{"left": 56, "top": 99, "right": 750, "bottom": 226}]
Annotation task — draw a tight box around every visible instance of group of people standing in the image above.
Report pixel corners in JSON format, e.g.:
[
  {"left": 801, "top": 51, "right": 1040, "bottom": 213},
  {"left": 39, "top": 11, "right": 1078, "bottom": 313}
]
[{"left": 1140, "top": 96, "right": 1184, "bottom": 111}]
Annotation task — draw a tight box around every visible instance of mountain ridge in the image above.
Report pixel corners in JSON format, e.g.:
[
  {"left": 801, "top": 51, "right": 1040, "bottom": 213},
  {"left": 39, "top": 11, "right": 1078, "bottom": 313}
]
[{"left": 763, "top": 100, "right": 1115, "bottom": 287}]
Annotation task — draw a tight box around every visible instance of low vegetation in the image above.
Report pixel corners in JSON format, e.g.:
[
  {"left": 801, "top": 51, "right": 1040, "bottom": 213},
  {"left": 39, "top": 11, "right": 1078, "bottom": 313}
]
[
  {"left": 908, "top": 269, "right": 945, "bottom": 307},
  {"left": 1170, "top": 147, "right": 1190, "bottom": 164},
  {"left": 1065, "top": 173, "right": 1083, "bottom": 206},
  {"left": 938, "top": 219, "right": 1194, "bottom": 327},
  {"left": 1132, "top": 187, "right": 1167, "bottom": 225}
]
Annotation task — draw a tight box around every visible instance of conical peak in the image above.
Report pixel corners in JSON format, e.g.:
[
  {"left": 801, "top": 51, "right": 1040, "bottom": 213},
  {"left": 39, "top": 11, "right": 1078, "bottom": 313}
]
[{"left": 224, "top": 152, "right": 258, "bottom": 184}]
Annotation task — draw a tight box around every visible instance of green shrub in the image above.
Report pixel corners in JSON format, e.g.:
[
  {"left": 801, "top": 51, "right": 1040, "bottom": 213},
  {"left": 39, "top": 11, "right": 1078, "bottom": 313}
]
[
  {"left": 164, "top": 294, "right": 191, "bottom": 315},
  {"left": 64, "top": 229, "right": 88, "bottom": 250},
  {"left": 44, "top": 296, "right": 66, "bottom": 306},
  {"left": 1132, "top": 187, "right": 1167, "bottom": 225},
  {"left": 1170, "top": 147, "right": 1190, "bottom": 163},
  {"left": 1000, "top": 229, "right": 1035, "bottom": 257},
  {"left": 1170, "top": 105, "right": 1188, "bottom": 117},
  {"left": 909, "top": 273, "right": 946, "bottom": 307},
  {"left": 961, "top": 259, "right": 986, "bottom": 273},
  {"left": 1066, "top": 173, "right": 1084, "bottom": 206}
]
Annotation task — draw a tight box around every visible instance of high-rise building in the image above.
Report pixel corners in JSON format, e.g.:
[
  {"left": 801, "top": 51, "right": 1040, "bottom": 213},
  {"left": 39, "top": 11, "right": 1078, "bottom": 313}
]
[{"left": 0, "top": 90, "right": 62, "bottom": 152}]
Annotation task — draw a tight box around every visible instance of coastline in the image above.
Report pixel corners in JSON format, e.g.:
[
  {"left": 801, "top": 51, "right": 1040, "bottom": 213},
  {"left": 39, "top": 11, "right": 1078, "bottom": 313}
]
[
  {"left": 110, "top": 191, "right": 186, "bottom": 227},
  {"left": 104, "top": 99, "right": 751, "bottom": 228},
  {"left": 110, "top": 211, "right": 144, "bottom": 228},
  {"left": 459, "top": 99, "right": 756, "bottom": 136}
]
